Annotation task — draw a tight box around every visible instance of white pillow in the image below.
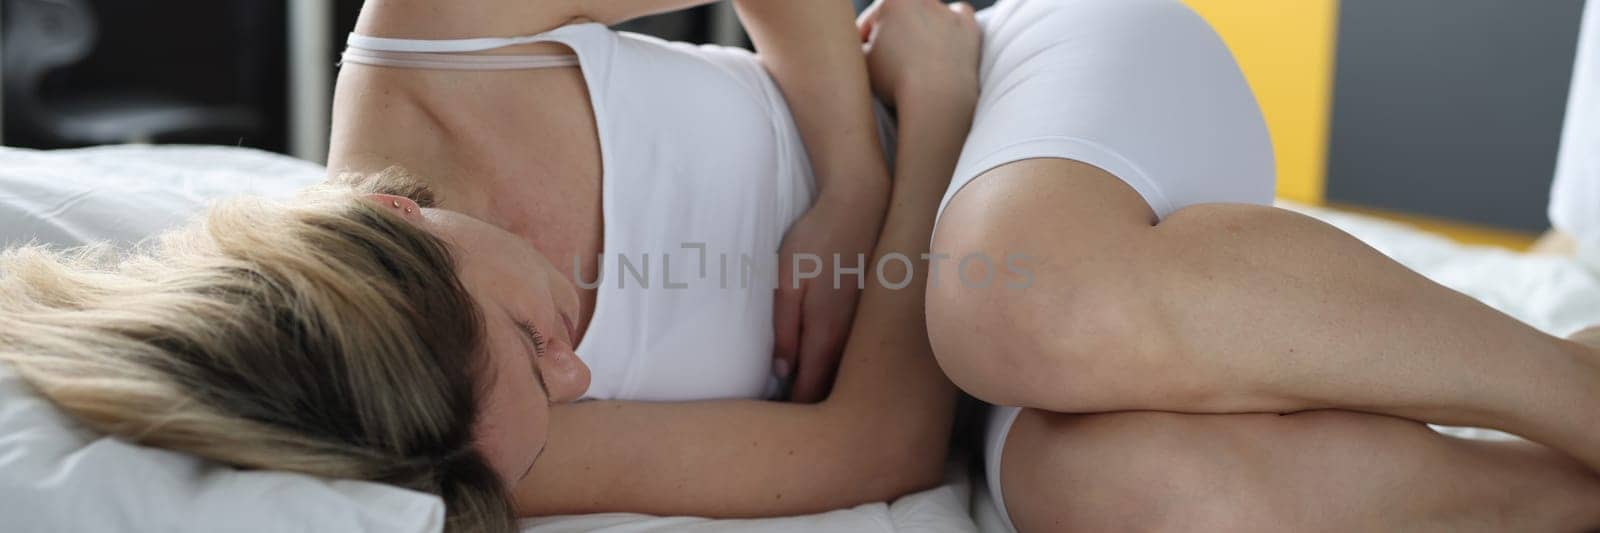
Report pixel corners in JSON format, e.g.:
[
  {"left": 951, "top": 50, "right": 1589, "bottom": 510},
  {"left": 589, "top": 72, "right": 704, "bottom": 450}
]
[
  {"left": 0, "top": 145, "right": 446, "bottom": 532},
  {"left": 0, "top": 145, "right": 325, "bottom": 248},
  {"left": 1552, "top": 0, "right": 1600, "bottom": 271}
]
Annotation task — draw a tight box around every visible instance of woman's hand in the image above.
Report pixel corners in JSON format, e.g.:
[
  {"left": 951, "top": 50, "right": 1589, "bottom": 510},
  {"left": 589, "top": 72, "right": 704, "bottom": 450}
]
[
  {"left": 858, "top": 0, "right": 982, "bottom": 109},
  {"left": 769, "top": 0, "right": 980, "bottom": 403},
  {"left": 737, "top": 0, "right": 895, "bottom": 404},
  {"left": 520, "top": 3, "right": 970, "bottom": 514},
  {"left": 774, "top": 192, "right": 882, "bottom": 403}
]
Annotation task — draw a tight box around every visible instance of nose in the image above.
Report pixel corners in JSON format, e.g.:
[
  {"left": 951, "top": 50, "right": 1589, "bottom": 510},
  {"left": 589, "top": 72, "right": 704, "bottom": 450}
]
[{"left": 537, "top": 341, "right": 591, "bottom": 403}]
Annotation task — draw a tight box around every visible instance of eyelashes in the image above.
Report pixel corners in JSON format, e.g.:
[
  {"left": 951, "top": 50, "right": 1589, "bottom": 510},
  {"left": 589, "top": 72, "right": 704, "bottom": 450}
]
[{"left": 517, "top": 320, "right": 548, "bottom": 358}]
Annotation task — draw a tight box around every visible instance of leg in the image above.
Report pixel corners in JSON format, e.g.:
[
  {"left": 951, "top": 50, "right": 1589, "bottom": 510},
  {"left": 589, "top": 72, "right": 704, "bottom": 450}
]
[
  {"left": 927, "top": 0, "right": 1600, "bottom": 468},
  {"left": 930, "top": 162, "right": 1600, "bottom": 470},
  {"left": 1000, "top": 409, "right": 1600, "bottom": 532}
]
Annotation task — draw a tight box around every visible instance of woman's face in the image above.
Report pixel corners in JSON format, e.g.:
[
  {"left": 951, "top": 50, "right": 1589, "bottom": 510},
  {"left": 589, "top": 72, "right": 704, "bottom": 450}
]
[{"left": 370, "top": 195, "right": 590, "bottom": 486}]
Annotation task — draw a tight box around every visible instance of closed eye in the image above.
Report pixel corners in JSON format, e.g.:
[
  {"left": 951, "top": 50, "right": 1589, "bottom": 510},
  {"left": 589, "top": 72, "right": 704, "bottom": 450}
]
[
  {"left": 514, "top": 318, "right": 556, "bottom": 408},
  {"left": 516, "top": 320, "right": 548, "bottom": 358}
]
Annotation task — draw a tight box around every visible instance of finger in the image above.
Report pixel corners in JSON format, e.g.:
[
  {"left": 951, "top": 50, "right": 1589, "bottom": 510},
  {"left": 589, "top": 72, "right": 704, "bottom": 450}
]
[
  {"left": 788, "top": 334, "right": 834, "bottom": 404},
  {"left": 789, "top": 306, "right": 846, "bottom": 404},
  {"left": 857, "top": 1, "right": 883, "bottom": 42},
  {"left": 772, "top": 282, "right": 802, "bottom": 380}
]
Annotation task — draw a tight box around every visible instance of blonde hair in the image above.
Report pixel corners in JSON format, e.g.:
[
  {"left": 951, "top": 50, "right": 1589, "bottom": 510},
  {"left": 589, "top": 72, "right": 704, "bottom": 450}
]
[{"left": 0, "top": 184, "right": 514, "bottom": 532}]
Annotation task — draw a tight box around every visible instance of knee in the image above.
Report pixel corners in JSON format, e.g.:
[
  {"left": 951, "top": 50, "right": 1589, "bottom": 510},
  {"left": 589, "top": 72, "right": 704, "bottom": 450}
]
[
  {"left": 922, "top": 248, "right": 1024, "bottom": 405},
  {"left": 924, "top": 237, "right": 1189, "bottom": 411}
]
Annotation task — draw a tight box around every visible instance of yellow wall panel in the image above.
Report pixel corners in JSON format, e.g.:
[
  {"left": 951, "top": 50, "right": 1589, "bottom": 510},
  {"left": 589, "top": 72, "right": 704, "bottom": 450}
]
[
  {"left": 1330, "top": 204, "right": 1538, "bottom": 251},
  {"left": 1181, "top": 0, "right": 1340, "bottom": 205}
]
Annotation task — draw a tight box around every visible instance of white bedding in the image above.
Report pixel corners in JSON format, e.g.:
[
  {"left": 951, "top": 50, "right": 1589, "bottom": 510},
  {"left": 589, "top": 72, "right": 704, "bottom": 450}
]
[
  {"left": 0, "top": 145, "right": 321, "bottom": 249},
  {"left": 2, "top": 146, "right": 1597, "bottom": 533}
]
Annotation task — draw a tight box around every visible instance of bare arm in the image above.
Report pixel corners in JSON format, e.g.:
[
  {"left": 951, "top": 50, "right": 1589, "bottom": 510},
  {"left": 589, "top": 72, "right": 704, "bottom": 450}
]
[
  {"left": 513, "top": 95, "right": 972, "bottom": 518},
  {"left": 736, "top": 0, "right": 892, "bottom": 203},
  {"left": 735, "top": 0, "right": 895, "bottom": 402},
  {"left": 512, "top": 13, "right": 981, "bottom": 515}
]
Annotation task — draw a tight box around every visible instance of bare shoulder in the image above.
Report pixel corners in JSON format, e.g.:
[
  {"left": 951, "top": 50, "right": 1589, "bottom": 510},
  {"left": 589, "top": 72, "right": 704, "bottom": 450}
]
[
  {"left": 327, "top": 0, "right": 710, "bottom": 189},
  {"left": 329, "top": 0, "right": 584, "bottom": 180},
  {"left": 327, "top": 66, "right": 452, "bottom": 179}
]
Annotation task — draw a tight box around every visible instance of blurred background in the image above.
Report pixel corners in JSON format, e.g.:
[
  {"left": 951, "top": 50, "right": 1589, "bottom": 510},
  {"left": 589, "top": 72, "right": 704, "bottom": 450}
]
[{"left": 0, "top": 0, "right": 1589, "bottom": 249}]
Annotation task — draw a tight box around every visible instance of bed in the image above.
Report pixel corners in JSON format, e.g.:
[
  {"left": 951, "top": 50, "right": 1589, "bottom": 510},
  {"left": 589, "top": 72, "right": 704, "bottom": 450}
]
[{"left": 2, "top": 145, "right": 1595, "bottom": 532}]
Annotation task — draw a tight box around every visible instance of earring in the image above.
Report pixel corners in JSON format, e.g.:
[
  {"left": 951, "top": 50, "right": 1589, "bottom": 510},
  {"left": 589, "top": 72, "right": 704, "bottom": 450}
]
[
  {"left": 391, "top": 200, "right": 401, "bottom": 208},
  {"left": 404, "top": 207, "right": 415, "bottom": 214}
]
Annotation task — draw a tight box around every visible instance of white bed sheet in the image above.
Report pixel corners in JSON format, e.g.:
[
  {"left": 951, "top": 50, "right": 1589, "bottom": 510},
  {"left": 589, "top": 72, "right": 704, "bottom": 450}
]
[
  {"left": 0, "top": 145, "right": 321, "bottom": 249},
  {"left": 4, "top": 146, "right": 1597, "bottom": 532},
  {"left": 520, "top": 464, "right": 980, "bottom": 533}
]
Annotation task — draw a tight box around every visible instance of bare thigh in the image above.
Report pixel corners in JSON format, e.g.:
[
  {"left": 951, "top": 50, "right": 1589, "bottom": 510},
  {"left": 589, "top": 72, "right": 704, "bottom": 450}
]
[{"left": 1000, "top": 409, "right": 1600, "bottom": 533}]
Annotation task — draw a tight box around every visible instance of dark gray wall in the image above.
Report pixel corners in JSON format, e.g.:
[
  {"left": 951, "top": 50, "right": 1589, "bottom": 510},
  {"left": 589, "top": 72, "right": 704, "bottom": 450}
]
[{"left": 1327, "top": 0, "right": 1587, "bottom": 232}]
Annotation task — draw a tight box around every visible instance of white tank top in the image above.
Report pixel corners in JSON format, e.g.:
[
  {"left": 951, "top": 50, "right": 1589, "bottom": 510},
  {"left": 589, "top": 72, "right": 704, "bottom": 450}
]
[{"left": 345, "top": 23, "right": 817, "bottom": 401}]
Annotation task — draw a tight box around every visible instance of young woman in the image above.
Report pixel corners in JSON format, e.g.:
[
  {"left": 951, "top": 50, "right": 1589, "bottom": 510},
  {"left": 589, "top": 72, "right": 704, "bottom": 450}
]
[
  {"left": 330, "top": 0, "right": 1600, "bottom": 529},
  {"left": 4, "top": 1, "right": 1597, "bottom": 532},
  {"left": 329, "top": 0, "right": 978, "bottom": 524}
]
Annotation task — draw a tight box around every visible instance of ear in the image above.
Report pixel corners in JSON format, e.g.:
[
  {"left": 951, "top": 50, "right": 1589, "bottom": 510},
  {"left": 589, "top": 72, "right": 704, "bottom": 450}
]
[{"left": 364, "top": 194, "right": 425, "bottom": 222}]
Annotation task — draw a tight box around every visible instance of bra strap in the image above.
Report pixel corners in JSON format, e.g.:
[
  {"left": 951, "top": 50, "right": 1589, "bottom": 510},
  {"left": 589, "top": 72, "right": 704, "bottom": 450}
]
[
  {"left": 349, "top": 33, "right": 556, "bottom": 54},
  {"left": 342, "top": 48, "right": 578, "bottom": 71},
  {"left": 343, "top": 33, "right": 579, "bottom": 71}
]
